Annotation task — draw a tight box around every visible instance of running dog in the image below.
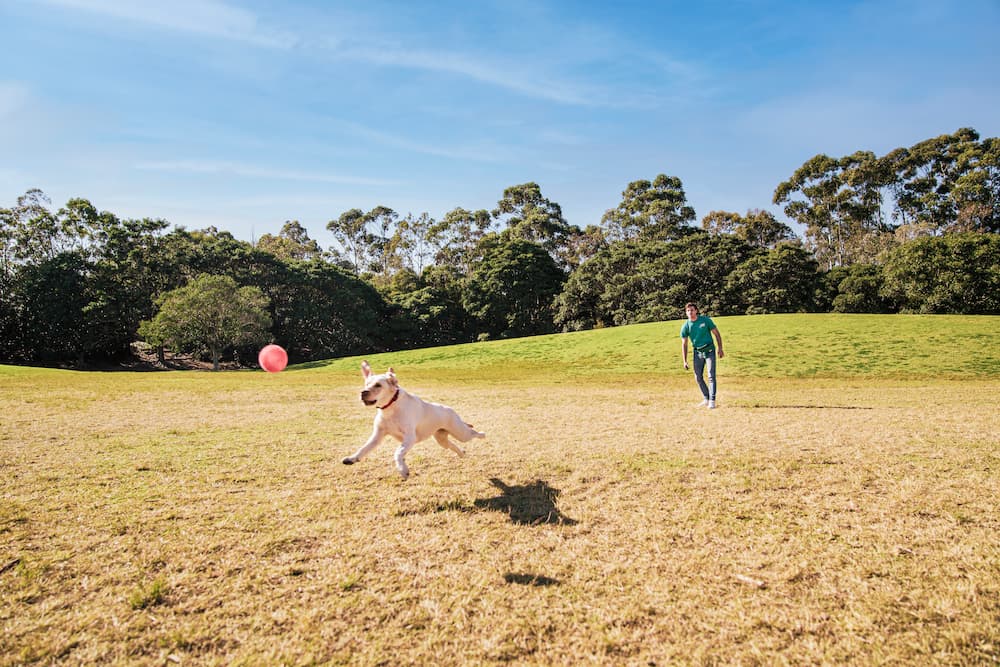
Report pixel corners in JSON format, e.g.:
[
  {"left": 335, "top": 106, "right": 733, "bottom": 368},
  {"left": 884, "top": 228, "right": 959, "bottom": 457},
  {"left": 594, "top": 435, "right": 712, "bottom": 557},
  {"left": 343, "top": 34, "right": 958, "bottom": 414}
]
[{"left": 342, "top": 361, "right": 485, "bottom": 479}]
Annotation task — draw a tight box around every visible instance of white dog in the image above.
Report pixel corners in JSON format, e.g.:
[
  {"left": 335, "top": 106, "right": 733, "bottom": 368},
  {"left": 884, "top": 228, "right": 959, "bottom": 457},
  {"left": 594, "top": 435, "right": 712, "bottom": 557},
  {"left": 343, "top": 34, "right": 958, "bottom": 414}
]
[{"left": 342, "top": 361, "right": 485, "bottom": 479}]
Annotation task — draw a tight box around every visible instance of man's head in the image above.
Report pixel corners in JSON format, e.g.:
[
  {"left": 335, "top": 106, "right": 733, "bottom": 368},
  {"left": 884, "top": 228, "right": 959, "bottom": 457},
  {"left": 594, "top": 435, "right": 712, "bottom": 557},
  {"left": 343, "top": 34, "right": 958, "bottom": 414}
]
[{"left": 684, "top": 302, "right": 699, "bottom": 320}]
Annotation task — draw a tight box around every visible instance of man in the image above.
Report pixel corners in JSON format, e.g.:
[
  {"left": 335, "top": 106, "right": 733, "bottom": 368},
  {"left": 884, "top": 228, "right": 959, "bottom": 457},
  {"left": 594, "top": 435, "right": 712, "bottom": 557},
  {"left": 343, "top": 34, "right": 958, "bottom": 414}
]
[{"left": 680, "top": 302, "right": 724, "bottom": 408}]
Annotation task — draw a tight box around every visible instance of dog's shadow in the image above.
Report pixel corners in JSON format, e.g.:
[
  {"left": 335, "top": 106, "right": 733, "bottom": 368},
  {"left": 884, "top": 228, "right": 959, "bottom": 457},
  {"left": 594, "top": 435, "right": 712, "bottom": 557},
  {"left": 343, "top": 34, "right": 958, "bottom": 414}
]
[{"left": 474, "top": 477, "right": 577, "bottom": 526}]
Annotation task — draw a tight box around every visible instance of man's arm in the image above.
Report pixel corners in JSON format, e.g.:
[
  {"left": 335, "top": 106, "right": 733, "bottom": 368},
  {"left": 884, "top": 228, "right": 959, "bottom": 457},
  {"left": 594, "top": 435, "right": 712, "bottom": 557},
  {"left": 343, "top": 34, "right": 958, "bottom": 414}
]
[
  {"left": 712, "top": 327, "right": 724, "bottom": 359},
  {"left": 682, "top": 338, "right": 689, "bottom": 370}
]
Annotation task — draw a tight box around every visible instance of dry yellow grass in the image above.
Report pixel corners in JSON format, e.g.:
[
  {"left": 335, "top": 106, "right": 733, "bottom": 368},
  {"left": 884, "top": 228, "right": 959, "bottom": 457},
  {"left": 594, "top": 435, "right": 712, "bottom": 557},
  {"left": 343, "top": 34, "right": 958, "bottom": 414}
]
[{"left": 2, "top": 364, "right": 999, "bottom": 665}]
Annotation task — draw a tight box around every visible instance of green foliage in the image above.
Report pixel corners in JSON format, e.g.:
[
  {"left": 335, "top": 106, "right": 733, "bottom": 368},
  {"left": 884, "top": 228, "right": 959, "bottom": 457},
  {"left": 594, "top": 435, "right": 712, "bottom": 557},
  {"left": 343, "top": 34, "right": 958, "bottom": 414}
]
[
  {"left": 556, "top": 233, "right": 756, "bottom": 330},
  {"left": 831, "top": 264, "right": 894, "bottom": 313},
  {"left": 602, "top": 173, "right": 696, "bottom": 242},
  {"left": 379, "top": 265, "right": 472, "bottom": 347},
  {"left": 463, "top": 237, "right": 565, "bottom": 338},
  {"left": 139, "top": 274, "right": 272, "bottom": 370},
  {"left": 880, "top": 232, "right": 1000, "bottom": 314},
  {"left": 726, "top": 243, "right": 819, "bottom": 314},
  {"left": 892, "top": 128, "right": 999, "bottom": 233},
  {"left": 7, "top": 251, "right": 93, "bottom": 361},
  {"left": 491, "top": 182, "right": 574, "bottom": 256},
  {"left": 256, "top": 220, "right": 322, "bottom": 261},
  {"left": 269, "top": 259, "right": 391, "bottom": 360}
]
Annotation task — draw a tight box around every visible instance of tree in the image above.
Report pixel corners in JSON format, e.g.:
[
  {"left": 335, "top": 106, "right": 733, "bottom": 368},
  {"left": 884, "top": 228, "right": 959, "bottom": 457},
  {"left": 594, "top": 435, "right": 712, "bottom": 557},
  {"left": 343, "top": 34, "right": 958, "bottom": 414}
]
[
  {"left": 463, "top": 237, "right": 565, "bottom": 339},
  {"left": 555, "top": 233, "right": 756, "bottom": 330},
  {"left": 269, "top": 259, "right": 392, "bottom": 361},
  {"left": 701, "top": 209, "right": 798, "bottom": 248},
  {"left": 725, "top": 243, "right": 819, "bottom": 314},
  {"left": 256, "top": 221, "right": 322, "bottom": 261},
  {"left": 139, "top": 274, "right": 271, "bottom": 370},
  {"left": 602, "top": 174, "right": 696, "bottom": 242},
  {"left": 774, "top": 151, "right": 892, "bottom": 268},
  {"left": 492, "top": 183, "right": 575, "bottom": 260},
  {"left": 429, "top": 207, "right": 494, "bottom": 274},
  {"left": 394, "top": 212, "right": 436, "bottom": 274},
  {"left": 701, "top": 210, "right": 741, "bottom": 237},
  {"left": 891, "top": 128, "right": 1000, "bottom": 233},
  {"left": 7, "top": 251, "right": 93, "bottom": 362},
  {"left": 365, "top": 205, "right": 400, "bottom": 278},
  {"left": 880, "top": 233, "right": 1000, "bottom": 314},
  {"left": 326, "top": 208, "right": 369, "bottom": 274},
  {"left": 830, "top": 264, "right": 894, "bottom": 313}
]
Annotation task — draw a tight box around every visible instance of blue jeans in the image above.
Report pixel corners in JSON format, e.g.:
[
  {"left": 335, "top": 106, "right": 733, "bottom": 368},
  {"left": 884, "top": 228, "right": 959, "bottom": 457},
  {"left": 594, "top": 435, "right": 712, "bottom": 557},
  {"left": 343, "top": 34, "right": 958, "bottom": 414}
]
[{"left": 693, "top": 348, "right": 716, "bottom": 401}]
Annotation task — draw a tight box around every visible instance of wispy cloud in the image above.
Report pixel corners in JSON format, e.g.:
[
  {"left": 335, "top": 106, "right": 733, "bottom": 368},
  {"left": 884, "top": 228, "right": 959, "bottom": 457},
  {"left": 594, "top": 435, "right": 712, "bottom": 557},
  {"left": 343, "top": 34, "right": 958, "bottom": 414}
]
[
  {"left": 33, "top": 0, "right": 296, "bottom": 48},
  {"left": 329, "top": 118, "right": 513, "bottom": 163},
  {"left": 340, "top": 45, "right": 607, "bottom": 107},
  {"left": 0, "top": 82, "right": 31, "bottom": 119},
  {"left": 134, "top": 160, "right": 400, "bottom": 187}
]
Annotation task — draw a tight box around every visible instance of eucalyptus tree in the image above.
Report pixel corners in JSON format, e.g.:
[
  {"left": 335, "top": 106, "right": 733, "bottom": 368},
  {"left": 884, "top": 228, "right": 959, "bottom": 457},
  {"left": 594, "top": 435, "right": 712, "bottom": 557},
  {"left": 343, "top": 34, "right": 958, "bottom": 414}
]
[
  {"left": 602, "top": 173, "right": 696, "bottom": 242},
  {"left": 428, "top": 207, "right": 494, "bottom": 274},
  {"left": 256, "top": 220, "right": 322, "bottom": 261},
  {"left": 702, "top": 209, "right": 798, "bottom": 248},
  {"left": 365, "top": 205, "right": 400, "bottom": 278},
  {"left": 890, "top": 128, "right": 1000, "bottom": 233},
  {"left": 492, "top": 182, "right": 576, "bottom": 262},
  {"left": 393, "top": 212, "right": 436, "bottom": 274},
  {"left": 774, "top": 151, "right": 892, "bottom": 268},
  {"left": 326, "top": 208, "right": 369, "bottom": 274}
]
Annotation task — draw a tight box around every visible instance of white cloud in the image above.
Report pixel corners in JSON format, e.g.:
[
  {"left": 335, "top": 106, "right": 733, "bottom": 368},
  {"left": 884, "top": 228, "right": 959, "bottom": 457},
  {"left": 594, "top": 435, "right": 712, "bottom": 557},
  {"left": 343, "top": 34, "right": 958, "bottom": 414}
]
[
  {"left": 134, "top": 160, "right": 401, "bottom": 187},
  {"left": 32, "top": 0, "right": 297, "bottom": 48},
  {"left": 0, "top": 82, "right": 31, "bottom": 119}
]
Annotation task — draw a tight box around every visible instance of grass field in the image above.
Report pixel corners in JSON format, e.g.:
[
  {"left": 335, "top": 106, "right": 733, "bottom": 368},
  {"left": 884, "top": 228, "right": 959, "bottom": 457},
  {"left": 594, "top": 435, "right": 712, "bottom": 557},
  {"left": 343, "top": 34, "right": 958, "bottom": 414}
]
[{"left": 2, "top": 314, "right": 999, "bottom": 665}]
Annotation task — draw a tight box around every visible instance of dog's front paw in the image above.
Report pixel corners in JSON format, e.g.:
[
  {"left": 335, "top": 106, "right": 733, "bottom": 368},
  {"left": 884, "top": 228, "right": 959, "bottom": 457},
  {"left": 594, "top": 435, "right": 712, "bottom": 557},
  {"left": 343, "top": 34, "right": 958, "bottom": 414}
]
[{"left": 342, "top": 457, "right": 356, "bottom": 465}]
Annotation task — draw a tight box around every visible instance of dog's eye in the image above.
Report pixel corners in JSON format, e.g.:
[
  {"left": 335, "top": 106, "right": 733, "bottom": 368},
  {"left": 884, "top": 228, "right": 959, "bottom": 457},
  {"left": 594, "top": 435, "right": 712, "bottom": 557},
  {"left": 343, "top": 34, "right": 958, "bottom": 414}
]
[{"left": 372, "top": 383, "right": 381, "bottom": 388}]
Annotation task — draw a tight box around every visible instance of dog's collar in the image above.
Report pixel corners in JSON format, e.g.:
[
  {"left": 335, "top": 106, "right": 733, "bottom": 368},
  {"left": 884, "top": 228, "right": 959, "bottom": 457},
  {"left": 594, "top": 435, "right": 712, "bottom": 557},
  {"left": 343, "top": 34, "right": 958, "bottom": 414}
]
[{"left": 378, "top": 389, "right": 400, "bottom": 410}]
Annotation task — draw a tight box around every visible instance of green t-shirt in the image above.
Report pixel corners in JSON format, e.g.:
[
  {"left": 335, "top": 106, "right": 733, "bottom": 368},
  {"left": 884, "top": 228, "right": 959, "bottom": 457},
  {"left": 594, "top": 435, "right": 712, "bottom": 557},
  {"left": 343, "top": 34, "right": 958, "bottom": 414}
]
[{"left": 680, "top": 315, "right": 716, "bottom": 350}]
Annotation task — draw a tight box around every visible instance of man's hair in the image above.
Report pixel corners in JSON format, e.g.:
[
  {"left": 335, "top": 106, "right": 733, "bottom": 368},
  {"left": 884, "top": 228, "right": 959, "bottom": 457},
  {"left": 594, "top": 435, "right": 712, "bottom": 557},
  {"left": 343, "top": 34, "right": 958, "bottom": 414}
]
[{"left": 684, "top": 302, "right": 698, "bottom": 310}]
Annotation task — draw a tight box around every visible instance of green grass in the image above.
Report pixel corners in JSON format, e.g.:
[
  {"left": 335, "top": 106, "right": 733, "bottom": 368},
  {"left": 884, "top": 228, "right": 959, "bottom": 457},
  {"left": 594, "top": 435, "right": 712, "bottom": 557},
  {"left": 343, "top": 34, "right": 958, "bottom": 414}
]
[
  {"left": 2, "top": 314, "right": 999, "bottom": 665},
  {"left": 301, "top": 313, "right": 1000, "bottom": 380}
]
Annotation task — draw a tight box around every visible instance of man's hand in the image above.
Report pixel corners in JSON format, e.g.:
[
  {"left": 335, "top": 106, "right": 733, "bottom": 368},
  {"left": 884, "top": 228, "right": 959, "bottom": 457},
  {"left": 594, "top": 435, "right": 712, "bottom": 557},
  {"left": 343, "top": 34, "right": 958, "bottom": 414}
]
[{"left": 683, "top": 360, "right": 689, "bottom": 370}]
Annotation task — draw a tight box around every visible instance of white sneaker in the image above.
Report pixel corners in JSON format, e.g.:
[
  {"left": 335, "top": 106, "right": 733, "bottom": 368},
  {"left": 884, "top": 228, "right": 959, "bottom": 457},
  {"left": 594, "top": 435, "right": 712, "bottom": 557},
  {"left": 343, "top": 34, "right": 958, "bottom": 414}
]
[
  {"left": 698, "top": 399, "right": 709, "bottom": 407},
  {"left": 708, "top": 400, "right": 716, "bottom": 409}
]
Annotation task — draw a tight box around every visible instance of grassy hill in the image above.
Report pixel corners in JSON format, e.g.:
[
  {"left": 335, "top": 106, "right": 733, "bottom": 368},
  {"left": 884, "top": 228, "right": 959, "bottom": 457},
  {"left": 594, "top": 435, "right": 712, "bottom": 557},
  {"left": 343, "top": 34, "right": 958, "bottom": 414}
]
[{"left": 303, "top": 313, "right": 1000, "bottom": 380}]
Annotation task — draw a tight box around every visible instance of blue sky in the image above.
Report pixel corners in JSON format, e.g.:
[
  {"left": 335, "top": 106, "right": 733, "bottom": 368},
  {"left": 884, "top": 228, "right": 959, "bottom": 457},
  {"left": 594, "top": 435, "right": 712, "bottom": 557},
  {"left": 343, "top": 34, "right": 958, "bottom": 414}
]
[{"left": 2, "top": 0, "right": 998, "bottom": 248}]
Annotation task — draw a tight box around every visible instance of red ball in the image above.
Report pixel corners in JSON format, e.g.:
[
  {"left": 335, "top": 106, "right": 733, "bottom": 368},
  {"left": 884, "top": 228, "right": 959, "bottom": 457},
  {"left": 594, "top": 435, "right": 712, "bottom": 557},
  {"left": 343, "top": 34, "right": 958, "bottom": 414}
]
[{"left": 258, "top": 344, "right": 288, "bottom": 373}]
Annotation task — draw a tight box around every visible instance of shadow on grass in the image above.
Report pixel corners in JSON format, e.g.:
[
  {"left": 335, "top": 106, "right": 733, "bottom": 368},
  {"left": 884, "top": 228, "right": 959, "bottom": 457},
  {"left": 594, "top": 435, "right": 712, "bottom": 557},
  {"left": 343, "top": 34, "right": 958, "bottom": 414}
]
[
  {"left": 474, "top": 478, "right": 577, "bottom": 526},
  {"left": 743, "top": 404, "right": 874, "bottom": 410},
  {"left": 503, "top": 572, "right": 560, "bottom": 586}
]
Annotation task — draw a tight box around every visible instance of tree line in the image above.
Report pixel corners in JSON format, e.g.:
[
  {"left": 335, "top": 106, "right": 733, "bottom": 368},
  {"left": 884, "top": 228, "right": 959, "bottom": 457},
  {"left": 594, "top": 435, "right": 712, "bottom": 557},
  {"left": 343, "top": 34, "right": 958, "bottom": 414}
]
[{"left": 1, "top": 128, "right": 997, "bottom": 368}]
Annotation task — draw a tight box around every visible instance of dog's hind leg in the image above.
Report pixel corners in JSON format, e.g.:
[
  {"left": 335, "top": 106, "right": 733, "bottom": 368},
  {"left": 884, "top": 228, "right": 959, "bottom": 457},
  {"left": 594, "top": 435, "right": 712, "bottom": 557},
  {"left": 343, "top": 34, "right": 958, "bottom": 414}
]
[
  {"left": 446, "top": 412, "right": 485, "bottom": 442},
  {"left": 434, "top": 429, "right": 466, "bottom": 457}
]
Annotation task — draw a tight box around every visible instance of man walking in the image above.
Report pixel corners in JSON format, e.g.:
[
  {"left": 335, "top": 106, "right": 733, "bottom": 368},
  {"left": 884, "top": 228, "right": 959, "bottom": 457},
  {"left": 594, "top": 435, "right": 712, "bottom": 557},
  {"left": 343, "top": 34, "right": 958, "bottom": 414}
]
[{"left": 680, "top": 302, "right": 724, "bottom": 408}]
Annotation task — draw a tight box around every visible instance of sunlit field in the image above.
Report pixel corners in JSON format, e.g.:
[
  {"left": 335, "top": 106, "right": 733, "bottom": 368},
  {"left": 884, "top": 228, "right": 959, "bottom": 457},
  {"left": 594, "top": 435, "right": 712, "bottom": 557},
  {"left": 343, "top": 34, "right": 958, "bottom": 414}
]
[{"left": 2, "top": 315, "right": 999, "bottom": 665}]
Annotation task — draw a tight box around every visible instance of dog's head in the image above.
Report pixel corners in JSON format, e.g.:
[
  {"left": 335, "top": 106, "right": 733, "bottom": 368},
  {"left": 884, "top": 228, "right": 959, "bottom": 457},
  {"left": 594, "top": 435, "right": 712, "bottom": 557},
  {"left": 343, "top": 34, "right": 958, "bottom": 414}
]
[{"left": 360, "top": 360, "right": 398, "bottom": 407}]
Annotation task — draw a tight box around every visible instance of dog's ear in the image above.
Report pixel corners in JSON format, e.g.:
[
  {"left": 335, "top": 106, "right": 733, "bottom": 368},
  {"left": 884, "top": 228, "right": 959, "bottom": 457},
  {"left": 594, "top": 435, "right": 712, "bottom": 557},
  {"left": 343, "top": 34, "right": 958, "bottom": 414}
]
[
  {"left": 387, "top": 367, "right": 397, "bottom": 384},
  {"left": 361, "top": 361, "right": 372, "bottom": 378}
]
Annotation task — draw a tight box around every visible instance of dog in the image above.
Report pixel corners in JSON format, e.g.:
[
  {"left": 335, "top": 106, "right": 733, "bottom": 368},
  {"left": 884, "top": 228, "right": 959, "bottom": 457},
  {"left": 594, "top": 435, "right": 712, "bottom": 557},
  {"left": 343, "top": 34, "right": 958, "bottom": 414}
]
[{"left": 342, "top": 361, "right": 485, "bottom": 479}]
